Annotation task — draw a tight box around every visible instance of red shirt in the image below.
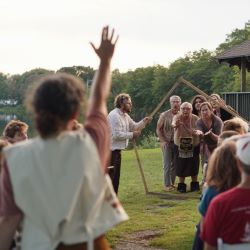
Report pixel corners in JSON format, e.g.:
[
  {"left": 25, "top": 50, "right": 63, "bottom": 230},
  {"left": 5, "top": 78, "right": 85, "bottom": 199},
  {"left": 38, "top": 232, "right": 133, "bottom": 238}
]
[
  {"left": 201, "top": 187, "right": 250, "bottom": 246},
  {"left": 0, "top": 111, "right": 110, "bottom": 216}
]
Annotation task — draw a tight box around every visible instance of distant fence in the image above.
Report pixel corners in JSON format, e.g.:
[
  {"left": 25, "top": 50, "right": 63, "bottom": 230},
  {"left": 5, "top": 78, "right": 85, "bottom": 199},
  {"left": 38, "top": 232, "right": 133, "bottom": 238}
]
[{"left": 222, "top": 92, "right": 250, "bottom": 122}]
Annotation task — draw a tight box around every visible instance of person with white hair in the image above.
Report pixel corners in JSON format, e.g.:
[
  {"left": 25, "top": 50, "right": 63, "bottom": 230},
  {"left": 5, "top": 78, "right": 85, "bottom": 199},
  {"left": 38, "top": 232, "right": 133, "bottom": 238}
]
[
  {"left": 202, "top": 134, "right": 250, "bottom": 250},
  {"left": 172, "top": 102, "right": 202, "bottom": 193},
  {"left": 156, "top": 95, "right": 181, "bottom": 191}
]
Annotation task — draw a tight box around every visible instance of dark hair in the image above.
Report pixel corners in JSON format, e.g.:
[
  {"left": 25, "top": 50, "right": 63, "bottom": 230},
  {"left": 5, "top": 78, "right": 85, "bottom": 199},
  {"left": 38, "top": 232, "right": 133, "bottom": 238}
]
[
  {"left": 3, "top": 120, "right": 28, "bottom": 138},
  {"left": 191, "top": 95, "right": 207, "bottom": 116},
  {"left": 26, "top": 73, "right": 85, "bottom": 138},
  {"left": 114, "top": 93, "right": 131, "bottom": 108}
]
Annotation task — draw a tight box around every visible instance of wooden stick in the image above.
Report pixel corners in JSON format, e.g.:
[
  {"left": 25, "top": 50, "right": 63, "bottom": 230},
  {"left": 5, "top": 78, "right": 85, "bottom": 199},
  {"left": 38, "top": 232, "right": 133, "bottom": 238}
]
[
  {"left": 179, "top": 77, "right": 248, "bottom": 122},
  {"left": 132, "top": 139, "right": 149, "bottom": 194},
  {"left": 149, "top": 80, "right": 181, "bottom": 118},
  {"left": 133, "top": 80, "right": 181, "bottom": 195},
  {"left": 135, "top": 80, "right": 181, "bottom": 132}
]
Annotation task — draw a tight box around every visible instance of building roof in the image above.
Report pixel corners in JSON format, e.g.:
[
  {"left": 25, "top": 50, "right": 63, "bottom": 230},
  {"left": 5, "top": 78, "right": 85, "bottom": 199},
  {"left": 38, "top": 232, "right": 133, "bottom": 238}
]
[{"left": 216, "top": 40, "right": 250, "bottom": 70}]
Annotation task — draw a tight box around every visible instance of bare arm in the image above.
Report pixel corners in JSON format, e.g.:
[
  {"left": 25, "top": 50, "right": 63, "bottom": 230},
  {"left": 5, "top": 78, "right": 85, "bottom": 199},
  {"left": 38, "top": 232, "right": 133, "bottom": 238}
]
[
  {"left": 87, "top": 26, "right": 118, "bottom": 116},
  {"left": 0, "top": 214, "right": 22, "bottom": 250}
]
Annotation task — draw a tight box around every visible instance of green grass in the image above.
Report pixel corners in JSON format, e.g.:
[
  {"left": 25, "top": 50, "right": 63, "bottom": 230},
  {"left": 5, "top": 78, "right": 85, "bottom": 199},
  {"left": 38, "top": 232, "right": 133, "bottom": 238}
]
[{"left": 106, "top": 148, "right": 202, "bottom": 249}]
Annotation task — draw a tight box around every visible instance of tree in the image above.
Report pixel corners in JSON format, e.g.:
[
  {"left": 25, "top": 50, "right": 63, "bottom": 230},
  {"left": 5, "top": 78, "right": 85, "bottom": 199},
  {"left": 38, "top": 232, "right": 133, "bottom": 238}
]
[
  {"left": 216, "top": 20, "right": 250, "bottom": 54},
  {"left": 0, "top": 73, "right": 9, "bottom": 100},
  {"left": 57, "top": 66, "right": 95, "bottom": 85},
  {"left": 13, "top": 68, "right": 53, "bottom": 104}
]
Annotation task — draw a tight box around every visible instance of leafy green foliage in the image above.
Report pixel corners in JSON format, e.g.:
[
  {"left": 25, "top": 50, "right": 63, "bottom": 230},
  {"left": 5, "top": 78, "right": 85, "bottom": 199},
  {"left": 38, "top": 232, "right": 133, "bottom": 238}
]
[{"left": 216, "top": 20, "right": 250, "bottom": 54}]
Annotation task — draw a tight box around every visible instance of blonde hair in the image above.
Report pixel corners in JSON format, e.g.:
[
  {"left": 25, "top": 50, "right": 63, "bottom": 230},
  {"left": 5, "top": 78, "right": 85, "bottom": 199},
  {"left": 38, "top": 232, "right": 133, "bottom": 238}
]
[
  {"left": 206, "top": 140, "right": 240, "bottom": 192},
  {"left": 223, "top": 117, "right": 249, "bottom": 134}
]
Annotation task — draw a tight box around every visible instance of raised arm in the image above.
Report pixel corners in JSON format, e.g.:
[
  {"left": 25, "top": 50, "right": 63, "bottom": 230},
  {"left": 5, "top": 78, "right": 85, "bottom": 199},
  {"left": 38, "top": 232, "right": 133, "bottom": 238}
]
[{"left": 87, "top": 26, "right": 118, "bottom": 116}]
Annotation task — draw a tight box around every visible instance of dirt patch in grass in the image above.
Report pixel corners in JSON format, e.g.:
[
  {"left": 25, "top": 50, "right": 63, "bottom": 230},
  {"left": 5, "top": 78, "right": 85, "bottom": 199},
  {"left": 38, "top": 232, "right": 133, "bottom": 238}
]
[{"left": 114, "top": 230, "right": 164, "bottom": 250}]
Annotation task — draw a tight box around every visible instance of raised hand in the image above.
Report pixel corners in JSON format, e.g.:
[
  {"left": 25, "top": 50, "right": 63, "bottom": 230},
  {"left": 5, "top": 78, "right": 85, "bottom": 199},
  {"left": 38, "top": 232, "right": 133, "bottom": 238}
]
[{"left": 90, "top": 26, "right": 119, "bottom": 63}]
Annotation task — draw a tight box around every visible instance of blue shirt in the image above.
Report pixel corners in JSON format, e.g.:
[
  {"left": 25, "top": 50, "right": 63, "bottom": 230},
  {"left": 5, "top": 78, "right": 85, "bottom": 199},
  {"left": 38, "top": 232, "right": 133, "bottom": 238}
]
[{"left": 199, "top": 186, "right": 218, "bottom": 216}]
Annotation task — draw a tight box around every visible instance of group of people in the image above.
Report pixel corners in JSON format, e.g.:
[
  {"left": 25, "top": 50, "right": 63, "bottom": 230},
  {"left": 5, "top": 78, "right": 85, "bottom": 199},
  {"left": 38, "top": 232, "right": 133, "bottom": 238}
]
[
  {"left": 157, "top": 93, "right": 248, "bottom": 193},
  {"left": 0, "top": 26, "right": 130, "bottom": 250},
  {"left": 0, "top": 25, "right": 249, "bottom": 250},
  {"left": 156, "top": 93, "right": 250, "bottom": 249}
]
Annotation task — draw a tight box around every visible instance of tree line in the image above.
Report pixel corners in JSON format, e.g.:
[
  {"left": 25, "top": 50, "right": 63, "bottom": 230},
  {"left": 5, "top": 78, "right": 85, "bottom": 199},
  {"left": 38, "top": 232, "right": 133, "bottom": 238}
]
[{"left": 0, "top": 21, "right": 249, "bottom": 144}]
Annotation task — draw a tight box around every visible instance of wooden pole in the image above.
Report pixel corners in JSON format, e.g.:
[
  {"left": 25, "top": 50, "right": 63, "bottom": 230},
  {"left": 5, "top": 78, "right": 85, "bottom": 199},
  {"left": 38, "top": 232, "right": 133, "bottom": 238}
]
[
  {"left": 132, "top": 139, "right": 149, "bottom": 194},
  {"left": 241, "top": 58, "right": 246, "bottom": 92},
  {"left": 133, "top": 80, "right": 181, "bottom": 195},
  {"left": 148, "top": 80, "right": 181, "bottom": 118}
]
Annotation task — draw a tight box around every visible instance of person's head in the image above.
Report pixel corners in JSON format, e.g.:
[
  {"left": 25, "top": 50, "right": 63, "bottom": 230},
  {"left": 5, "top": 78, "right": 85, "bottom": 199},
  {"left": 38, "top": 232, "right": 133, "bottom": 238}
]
[
  {"left": 3, "top": 120, "right": 29, "bottom": 143},
  {"left": 180, "top": 102, "right": 192, "bottom": 118},
  {"left": 114, "top": 93, "right": 132, "bottom": 113},
  {"left": 169, "top": 95, "right": 181, "bottom": 113},
  {"left": 210, "top": 93, "right": 223, "bottom": 109},
  {"left": 223, "top": 117, "right": 249, "bottom": 135},
  {"left": 26, "top": 73, "right": 85, "bottom": 138},
  {"left": 199, "top": 102, "right": 214, "bottom": 120},
  {"left": 191, "top": 95, "right": 207, "bottom": 115},
  {"left": 206, "top": 140, "right": 240, "bottom": 192},
  {"left": 218, "top": 130, "right": 239, "bottom": 146},
  {"left": 236, "top": 135, "right": 250, "bottom": 175}
]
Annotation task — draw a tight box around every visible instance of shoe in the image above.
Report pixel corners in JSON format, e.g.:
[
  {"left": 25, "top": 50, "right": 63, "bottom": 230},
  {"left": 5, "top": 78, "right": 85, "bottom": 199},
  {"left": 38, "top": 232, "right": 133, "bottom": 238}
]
[
  {"left": 177, "top": 183, "right": 186, "bottom": 193},
  {"left": 164, "top": 185, "right": 175, "bottom": 191},
  {"left": 171, "top": 184, "right": 176, "bottom": 189},
  {"left": 190, "top": 181, "right": 200, "bottom": 192}
]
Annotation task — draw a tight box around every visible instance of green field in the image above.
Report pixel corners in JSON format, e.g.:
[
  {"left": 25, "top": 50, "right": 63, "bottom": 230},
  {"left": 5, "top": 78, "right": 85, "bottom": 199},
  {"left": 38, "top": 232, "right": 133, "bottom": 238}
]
[{"left": 107, "top": 147, "right": 202, "bottom": 250}]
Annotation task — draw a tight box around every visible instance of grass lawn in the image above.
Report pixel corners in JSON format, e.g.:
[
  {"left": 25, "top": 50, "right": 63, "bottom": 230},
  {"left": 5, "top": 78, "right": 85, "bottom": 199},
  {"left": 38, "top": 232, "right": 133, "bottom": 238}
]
[{"left": 106, "top": 147, "right": 202, "bottom": 250}]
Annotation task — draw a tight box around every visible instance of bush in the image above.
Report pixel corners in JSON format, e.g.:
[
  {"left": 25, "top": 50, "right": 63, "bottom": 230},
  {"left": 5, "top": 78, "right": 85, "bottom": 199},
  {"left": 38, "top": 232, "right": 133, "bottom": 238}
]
[{"left": 138, "top": 134, "right": 160, "bottom": 149}]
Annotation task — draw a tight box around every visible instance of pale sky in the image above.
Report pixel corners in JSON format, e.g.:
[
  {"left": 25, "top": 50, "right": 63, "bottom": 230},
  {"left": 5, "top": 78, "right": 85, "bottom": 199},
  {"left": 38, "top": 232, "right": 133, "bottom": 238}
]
[{"left": 0, "top": 0, "right": 249, "bottom": 75}]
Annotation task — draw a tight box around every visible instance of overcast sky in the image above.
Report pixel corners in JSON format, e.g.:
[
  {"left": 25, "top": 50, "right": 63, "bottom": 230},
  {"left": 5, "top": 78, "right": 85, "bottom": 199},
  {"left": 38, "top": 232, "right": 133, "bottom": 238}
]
[{"left": 0, "top": 0, "right": 249, "bottom": 75}]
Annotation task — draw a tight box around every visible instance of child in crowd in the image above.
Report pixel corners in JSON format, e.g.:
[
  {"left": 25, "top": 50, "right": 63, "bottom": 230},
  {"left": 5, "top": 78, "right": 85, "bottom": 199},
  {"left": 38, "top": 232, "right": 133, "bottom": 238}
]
[
  {"left": 2, "top": 120, "right": 28, "bottom": 143},
  {"left": 192, "top": 140, "right": 240, "bottom": 250}
]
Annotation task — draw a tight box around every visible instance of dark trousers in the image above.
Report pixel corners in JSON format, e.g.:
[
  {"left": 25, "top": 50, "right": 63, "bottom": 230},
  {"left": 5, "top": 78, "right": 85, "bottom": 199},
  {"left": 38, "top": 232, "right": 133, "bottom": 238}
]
[
  {"left": 192, "top": 222, "right": 204, "bottom": 250},
  {"left": 109, "top": 150, "right": 121, "bottom": 194}
]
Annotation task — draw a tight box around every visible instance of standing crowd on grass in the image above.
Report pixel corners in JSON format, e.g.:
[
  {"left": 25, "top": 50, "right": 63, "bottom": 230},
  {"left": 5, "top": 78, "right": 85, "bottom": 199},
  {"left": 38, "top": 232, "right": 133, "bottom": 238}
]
[
  {"left": 157, "top": 92, "right": 250, "bottom": 250},
  {"left": 0, "top": 26, "right": 250, "bottom": 250}
]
